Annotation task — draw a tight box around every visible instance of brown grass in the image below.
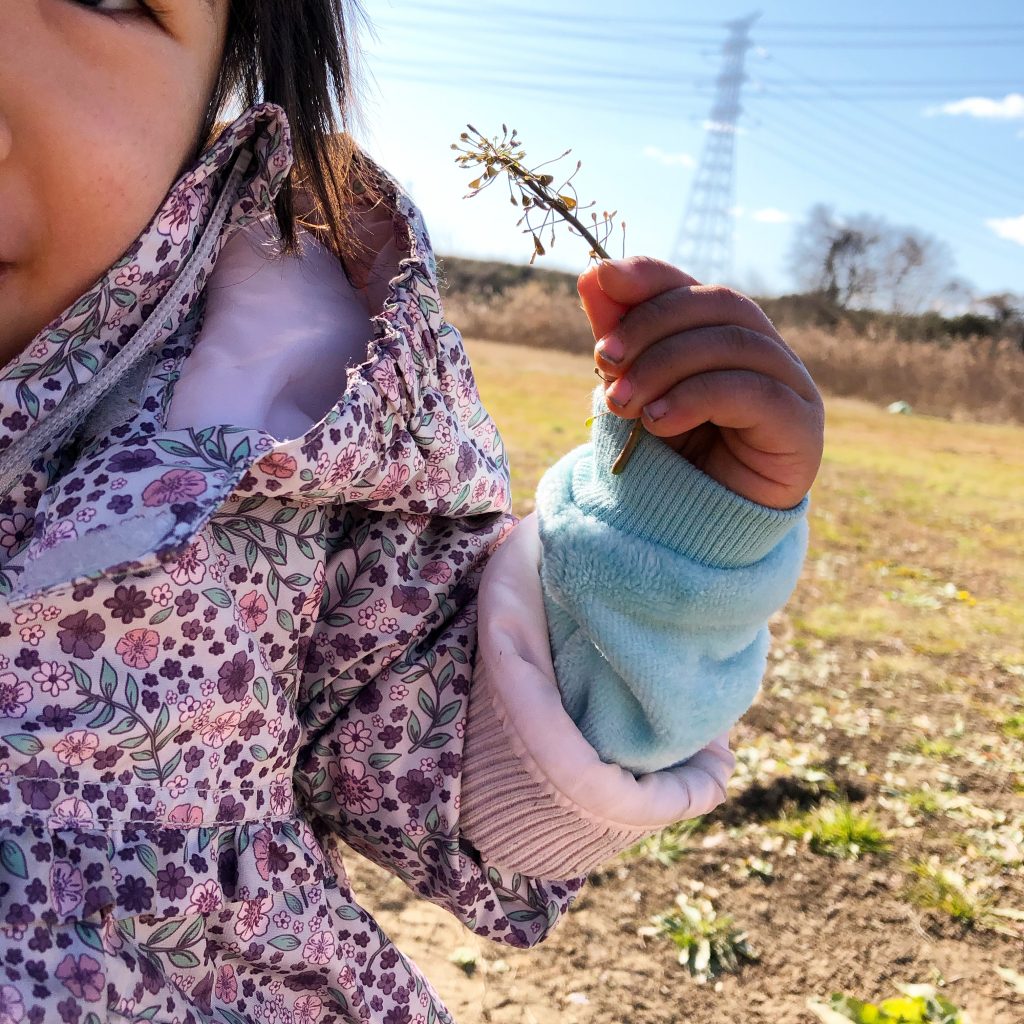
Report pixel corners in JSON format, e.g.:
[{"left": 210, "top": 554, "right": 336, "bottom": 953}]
[{"left": 442, "top": 281, "right": 1024, "bottom": 425}]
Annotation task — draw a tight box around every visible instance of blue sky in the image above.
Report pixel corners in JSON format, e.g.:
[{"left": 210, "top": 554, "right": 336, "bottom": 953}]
[{"left": 350, "top": 0, "right": 1023, "bottom": 302}]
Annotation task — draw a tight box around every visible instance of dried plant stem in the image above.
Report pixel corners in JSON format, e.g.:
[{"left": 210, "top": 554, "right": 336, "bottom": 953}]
[
  {"left": 611, "top": 420, "right": 645, "bottom": 474},
  {"left": 454, "top": 123, "right": 645, "bottom": 471},
  {"left": 503, "top": 172, "right": 646, "bottom": 473},
  {"left": 595, "top": 372, "right": 645, "bottom": 474},
  {"left": 507, "top": 161, "right": 609, "bottom": 261}
]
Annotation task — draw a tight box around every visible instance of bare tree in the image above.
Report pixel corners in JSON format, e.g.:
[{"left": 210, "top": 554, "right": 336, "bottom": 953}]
[
  {"left": 788, "top": 205, "right": 959, "bottom": 313},
  {"left": 877, "top": 229, "right": 956, "bottom": 314},
  {"left": 977, "top": 291, "right": 1024, "bottom": 351},
  {"left": 787, "top": 204, "right": 884, "bottom": 309},
  {"left": 939, "top": 276, "right": 976, "bottom": 315}
]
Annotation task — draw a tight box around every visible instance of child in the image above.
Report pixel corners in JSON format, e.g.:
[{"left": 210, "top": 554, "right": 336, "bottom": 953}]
[{"left": 0, "top": 3, "right": 821, "bottom": 1023}]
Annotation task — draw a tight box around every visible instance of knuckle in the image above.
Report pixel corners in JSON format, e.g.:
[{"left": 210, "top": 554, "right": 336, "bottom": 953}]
[
  {"left": 756, "top": 376, "right": 776, "bottom": 403},
  {"left": 626, "top": 254, "right": 663, "bottom": 274},
  {"left": 629, "top": 286, "right": 688, "bottom": 335},
  {"left": 702, "top": 283, "right": 739, "bottom": 306},
  {"left": 646, "top": 288, "right": 682, "bottom": 323},
  {"left": 755, "top": 372, "right": 784, "bottom": 402},
  {"left": 721, "top": 322, "right": 755, "bottom": 354},
  {"left": 618, "top": 295, "right": 657, "bottom": 337},
  {"left": 691, "top": 372, "right": 718, "bottom": 405},
  {"left": 703, "top": 285, "right": 772, "bottom": 329}
]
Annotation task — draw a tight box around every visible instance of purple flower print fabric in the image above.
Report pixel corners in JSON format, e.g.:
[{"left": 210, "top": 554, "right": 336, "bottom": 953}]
[{"left": 0, "top": 104, "right": 584, "bottom": 1024}]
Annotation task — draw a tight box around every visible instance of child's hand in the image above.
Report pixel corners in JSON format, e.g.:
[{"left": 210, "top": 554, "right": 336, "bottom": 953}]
[{"left": 579, "top": 256, "right": 824, "bottom": 510}]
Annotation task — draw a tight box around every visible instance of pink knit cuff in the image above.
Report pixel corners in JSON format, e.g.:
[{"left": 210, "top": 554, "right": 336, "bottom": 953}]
[{"left": 459, "top": 514, "right": 735, "bottom": 878}]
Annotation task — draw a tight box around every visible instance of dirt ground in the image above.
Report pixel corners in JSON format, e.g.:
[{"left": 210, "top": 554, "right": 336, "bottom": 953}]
[
  {"left": 344, "top": 655, "right": 1022, "bottom": 1024},
  {"left": 343, "top": 341, "right": 1024, "bottom": 1024}
]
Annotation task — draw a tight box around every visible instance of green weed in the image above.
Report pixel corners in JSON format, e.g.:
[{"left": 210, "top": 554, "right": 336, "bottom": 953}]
[
  {"left": 771, "top": 799, "right": 892, "bottom": 860},
  {"left": 903, "top": 861, "right": 998, "bottom": 928},
  {"left": 638, "top": 891, "right": 758, "bottom": 982}
]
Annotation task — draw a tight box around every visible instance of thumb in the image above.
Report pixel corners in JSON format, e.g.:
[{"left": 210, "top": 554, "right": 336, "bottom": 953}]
[{"left": 577, "top": 263, "right": 630, "bottom": 342}]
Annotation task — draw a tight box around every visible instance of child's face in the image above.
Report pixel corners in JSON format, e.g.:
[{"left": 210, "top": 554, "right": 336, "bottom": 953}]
[{"left": 0, "top": 1, "right": 230, "bottom": 356}]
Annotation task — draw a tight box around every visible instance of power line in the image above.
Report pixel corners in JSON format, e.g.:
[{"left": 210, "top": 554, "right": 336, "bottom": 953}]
[
  {"left": 748, "top": 106, "right": 1006, "bottom": 235},
  {"left": 752, "top": 21, "right": 1024, "bottom": 33},
  {"left": 753, "top": 77, "right": 1024, "bottom": 89},
  {"left": 369, "top": 55, "right": 1021, "bottom": 105},
  {"left": 748, "top": 92, "right": 1021, "bottom": 215},
  {"left": 371, "top": 15, "right": 1024, "bottom": 52},
  {"left": 364, "top": 66, "right": 700, "bottom": 120},
  {"left": 759, "top": 51, "right": 1024, "bottom": 195},
  {"left": 749, "top": 90, "right": 1024, "bottom": 101},
  {"left": 367, "top": 59, "right": 1024, "bottom": 195},
  {"left": 745, "top": 139, "right": 1016, "bottom": 275},
  {"left": 750, "top": 37, "right": 1024, "bottom": 50},
  {"left": 372, "top": 18, "right": 724, "bottom": 50},
  {"left": 744, "top": 114, "right": 1018, "bottom": 267},
  {"left": 368, "top": 54, "right": 717, "bottom": 90},
  {"left": 374, "top": 3, "right": 1024, "bottom": 35},
  {"left": 362, "top": 13, "right": 1022, "bottom": 278}
]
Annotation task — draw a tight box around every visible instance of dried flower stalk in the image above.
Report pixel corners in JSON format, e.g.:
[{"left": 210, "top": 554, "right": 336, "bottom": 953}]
[{"left": 452, "top": 124, "right": 644, "bottom": 473}]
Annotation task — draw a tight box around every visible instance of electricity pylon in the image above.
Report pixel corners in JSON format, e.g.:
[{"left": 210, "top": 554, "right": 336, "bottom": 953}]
[{"left": 671, "top": 12, "right": 760, "bottom": 285}]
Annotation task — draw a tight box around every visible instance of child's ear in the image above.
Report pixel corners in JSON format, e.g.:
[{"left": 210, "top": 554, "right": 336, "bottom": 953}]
[{"left": 577, "top": 264, "right": 630, "bottom": 342}]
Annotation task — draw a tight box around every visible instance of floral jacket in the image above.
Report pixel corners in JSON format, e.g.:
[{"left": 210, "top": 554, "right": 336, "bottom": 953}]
[{"left": 0, "top": 102, "right": 751, "bottom": 1024}]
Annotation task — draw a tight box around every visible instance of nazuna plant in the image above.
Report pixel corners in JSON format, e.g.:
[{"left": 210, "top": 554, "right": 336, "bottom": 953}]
[
  {"left": 452, "top": 123, "right": 645, "bottom": 474},
  {"left": 637, "top": 884, "right": 758, "bottom": 982}
]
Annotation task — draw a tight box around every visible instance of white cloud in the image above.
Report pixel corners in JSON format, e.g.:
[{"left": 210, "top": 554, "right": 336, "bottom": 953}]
[
  {"left": 925, "top": 93, "right": 1024, "bottom": 120},
  {"left": 752, "top": 207, "right": 792, "bottom": 224},
  {"left": 729, "top": 205, "right": 745, "bottom": 219},
  {"left": 986, "top": 214, "right": 1024, "bottom": 245},
  {"left": 642, "top": 145, "right": 694, "bottom": 168}
]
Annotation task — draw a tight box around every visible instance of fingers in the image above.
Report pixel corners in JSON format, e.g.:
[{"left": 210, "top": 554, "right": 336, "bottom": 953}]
[
  {"left": 641, "top": 369, "right": 821, "bottom": 509},
  {"left": 603, "top": 324, "right": 820, "bottom": 415},
  {"left": 632, "top": 369, "right": 824, "bottom": 507},
  {"left": 595, "top": 282, "right": 797, "bottom": 377},
  {"left": 638, "top": 364, "right": 806, "bottom": 436}
]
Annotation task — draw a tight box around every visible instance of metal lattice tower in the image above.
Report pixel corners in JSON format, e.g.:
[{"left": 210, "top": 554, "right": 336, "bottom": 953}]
[{"left": 671, "top": 12, "right": 760, "bottom": 285}]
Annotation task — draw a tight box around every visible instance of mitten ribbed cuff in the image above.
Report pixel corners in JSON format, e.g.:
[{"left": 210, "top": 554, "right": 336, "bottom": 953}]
[{"left": 572, "top": 384, "right": 808, "bottom": 567}]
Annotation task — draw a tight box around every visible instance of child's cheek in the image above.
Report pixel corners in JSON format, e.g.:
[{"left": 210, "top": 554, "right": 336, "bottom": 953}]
[{"left": 0, "top": 6, "right": 227, "bottom": 351}]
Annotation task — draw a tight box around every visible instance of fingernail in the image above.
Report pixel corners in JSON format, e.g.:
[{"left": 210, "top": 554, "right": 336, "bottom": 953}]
[
  {"left": 597, "top": 333, "right": 624, "bottom": 363},
  {"left": 607, "top": 377, "right": 632, "bottom": 407},
  {"left": 644, "top": 399, "right": 668, "bottom": 421}
]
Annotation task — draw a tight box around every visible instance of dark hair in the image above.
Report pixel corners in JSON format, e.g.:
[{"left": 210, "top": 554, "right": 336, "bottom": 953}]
[{"left": 199, "top": 0, "right": 389, "bottom": 279}]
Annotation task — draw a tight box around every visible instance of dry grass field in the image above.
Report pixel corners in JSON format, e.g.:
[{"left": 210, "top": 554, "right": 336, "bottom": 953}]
[{"left": 345, "top": 338, "right": 1023, "bottom": 1024}]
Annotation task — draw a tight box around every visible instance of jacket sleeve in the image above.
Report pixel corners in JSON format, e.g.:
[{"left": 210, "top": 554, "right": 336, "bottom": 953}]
[
  {"left": 457, "top": 385, "right": 808, "bottom": 877},
  {"left": 294, "top": 556, "right": 587, "bottom": 950}
]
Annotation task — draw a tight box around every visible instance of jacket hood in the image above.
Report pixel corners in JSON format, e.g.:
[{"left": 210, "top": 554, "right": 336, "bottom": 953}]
[{"left": 0, "top": 103, "right": 510, "bottom": 603}]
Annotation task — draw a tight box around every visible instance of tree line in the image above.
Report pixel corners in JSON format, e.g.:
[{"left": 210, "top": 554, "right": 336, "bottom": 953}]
[{"left": 782, "top": 203, "right": 1022, "bottom": 347}]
